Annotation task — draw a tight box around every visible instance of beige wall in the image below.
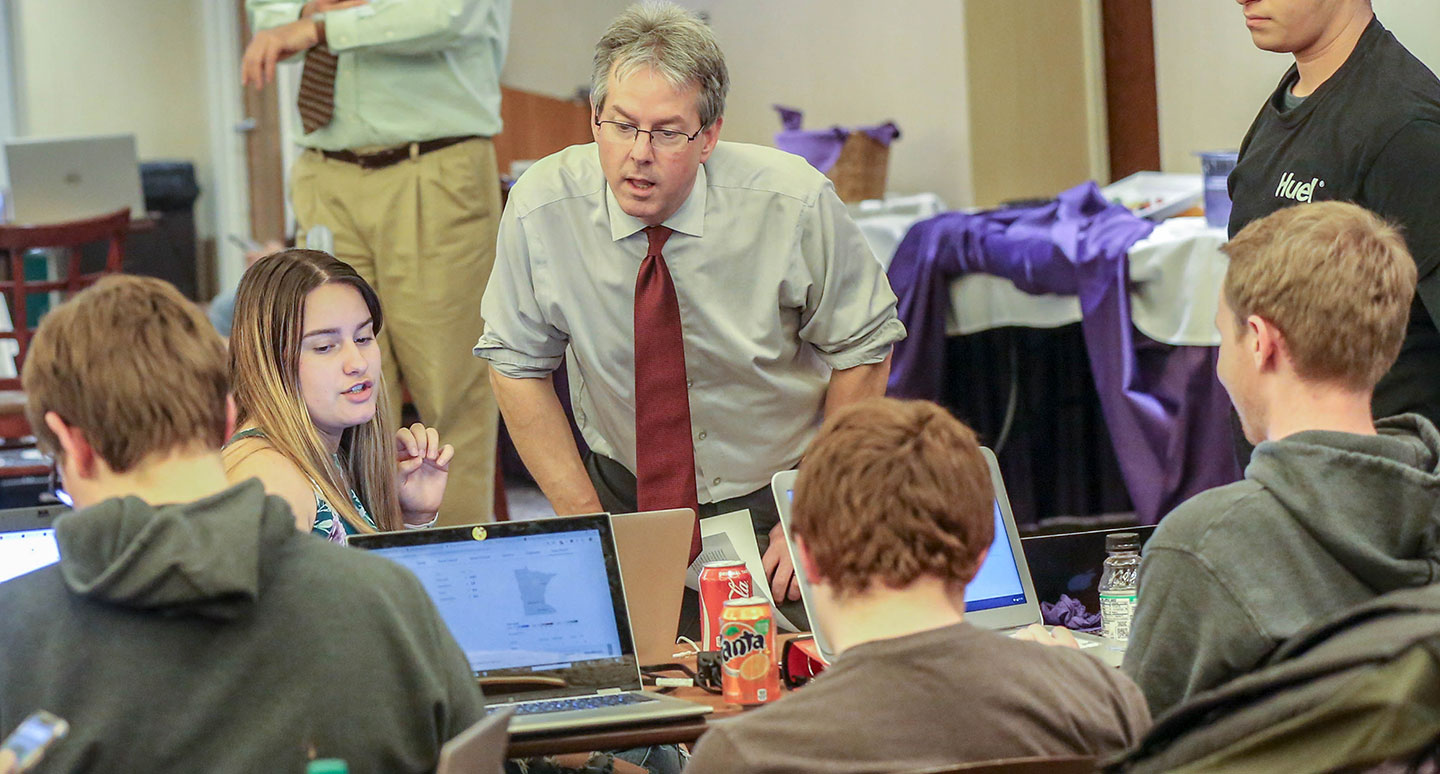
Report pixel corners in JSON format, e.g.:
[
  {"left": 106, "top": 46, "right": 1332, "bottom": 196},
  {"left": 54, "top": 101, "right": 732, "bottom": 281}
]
[
  {"left": 964, "top": 0, "right": 1099, "bottom": 206},
  {"left": 1153, "top": 0, "right": 1440, "bottom": 174},
  {"left": 506, "top": 0, "right": 978, "bottom": 207},
  {"left": 502, "top": 0, "right": 628, "bottom": 100},
  {"left": 1379, "top": 0, "right": 1440, "bottom": 66},
  {"left": 29, "top": 1, "right": 1438, "bottom": 242},
  {"left": 10, "top": 0, "right": 213, "bottom": 235},
  {"left": 688, "top": 0, "right": 975, "bottom": 208},
  {"left": 1152, "top": 2, "right": 1290, "bottom": 174}
]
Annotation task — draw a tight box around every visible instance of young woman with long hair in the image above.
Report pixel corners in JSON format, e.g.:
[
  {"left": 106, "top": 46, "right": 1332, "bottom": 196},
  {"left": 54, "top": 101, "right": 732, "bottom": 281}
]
[{"left": 223, "top": 249, "right": 452, "bottom": 541}]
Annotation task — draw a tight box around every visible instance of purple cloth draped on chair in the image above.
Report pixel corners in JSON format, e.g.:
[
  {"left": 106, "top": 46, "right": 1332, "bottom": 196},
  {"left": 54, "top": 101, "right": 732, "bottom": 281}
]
[
  {"left": 1042, "top": 595, "right": 1102, "bottom": 633},
  {"left": 886, "top": 182, "right": 1241, "bottom": 524},
  {"left": 772, "top": 105, "right": 900, "bottom": 174}
]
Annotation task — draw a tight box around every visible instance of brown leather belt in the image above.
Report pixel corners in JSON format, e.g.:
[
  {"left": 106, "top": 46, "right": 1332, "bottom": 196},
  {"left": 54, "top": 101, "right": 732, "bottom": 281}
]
[{"left": 320, "top": 135, "right": 479, "bottom": 170}]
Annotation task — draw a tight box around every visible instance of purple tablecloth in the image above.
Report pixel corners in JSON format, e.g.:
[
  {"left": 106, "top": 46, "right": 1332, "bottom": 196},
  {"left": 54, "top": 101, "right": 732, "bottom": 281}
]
[{"left": 886, "top": 182, "right": 1241, "bottom": 523}]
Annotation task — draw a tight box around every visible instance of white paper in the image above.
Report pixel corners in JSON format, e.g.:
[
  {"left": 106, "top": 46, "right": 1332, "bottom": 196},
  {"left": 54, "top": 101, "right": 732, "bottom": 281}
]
[{"left": 684, "top": 509, "right": 799, "bottom": 631}]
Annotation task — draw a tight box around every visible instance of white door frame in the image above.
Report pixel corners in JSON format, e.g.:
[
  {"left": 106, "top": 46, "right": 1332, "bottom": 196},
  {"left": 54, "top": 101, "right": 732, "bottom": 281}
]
[
  {"left": 200, "top": 0, "right": 254, "bottom": 294},
  {"left": 0, "top": 0, "right": 23, "bottom": 188},
  {"left": 201, "top": 0, "right": 304, "bottom": 293}
]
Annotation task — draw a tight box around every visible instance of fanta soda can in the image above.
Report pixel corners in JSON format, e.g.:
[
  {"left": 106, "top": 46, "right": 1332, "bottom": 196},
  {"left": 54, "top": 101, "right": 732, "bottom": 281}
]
[{"left": 719, "top": 596, "right": 780, "bottom": 705}]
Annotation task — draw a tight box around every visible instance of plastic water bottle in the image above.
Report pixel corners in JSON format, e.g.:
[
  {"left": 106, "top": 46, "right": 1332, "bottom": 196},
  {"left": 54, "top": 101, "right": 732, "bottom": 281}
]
[{"left": 1099, "top": 532, "right": 1141, "bottom": 648}]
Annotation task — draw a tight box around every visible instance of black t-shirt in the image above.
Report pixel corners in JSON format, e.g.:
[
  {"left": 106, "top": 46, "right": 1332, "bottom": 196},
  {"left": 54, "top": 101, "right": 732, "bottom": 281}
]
[{"left": 1229, "top": 16, "right": 1440, "bottom": 423}]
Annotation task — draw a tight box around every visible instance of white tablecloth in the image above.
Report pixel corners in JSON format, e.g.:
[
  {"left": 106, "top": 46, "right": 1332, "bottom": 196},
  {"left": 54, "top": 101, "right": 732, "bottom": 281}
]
[{"left": 856, "top": 208, "right": 1228, "bottom": 348}]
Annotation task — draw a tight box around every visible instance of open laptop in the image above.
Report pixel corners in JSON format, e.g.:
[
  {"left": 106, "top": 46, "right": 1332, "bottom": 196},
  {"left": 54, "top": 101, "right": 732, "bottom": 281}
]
[
  {"left": 0, "top": 505, "right": 66, "bottom": 584},
  {"left": 1023, "top": 524, "right": 1156, "bottom": 615},
  {"left": 436, "top": 707, "right": 511, "bottom": 774},
  {"left": 2, "top": 134, "right": 146, "bottom": 224},
  {"left": 771, "top": 447, "right": 1123, "bottom": 667},
  {"left": 611, "top": 508, "right": 693, "bottom": 667},
  {"left": 347, "top": 514, "right": 712, "bottom": 736}
]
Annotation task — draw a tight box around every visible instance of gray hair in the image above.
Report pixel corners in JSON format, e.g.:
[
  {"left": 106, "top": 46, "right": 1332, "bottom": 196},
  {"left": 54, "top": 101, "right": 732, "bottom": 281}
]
[{"left": 591, "top": 2, "right": 729, "bottom": 129}]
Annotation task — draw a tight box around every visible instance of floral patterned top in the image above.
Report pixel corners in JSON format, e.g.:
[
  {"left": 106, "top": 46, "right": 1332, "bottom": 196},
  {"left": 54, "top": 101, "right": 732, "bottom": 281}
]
[{"left": 227, "top": 428, "right": 376, "bottom": 544}]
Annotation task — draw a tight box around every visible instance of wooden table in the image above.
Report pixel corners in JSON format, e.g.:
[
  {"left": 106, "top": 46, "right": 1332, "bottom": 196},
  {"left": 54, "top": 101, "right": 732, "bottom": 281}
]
[
  {"left": 506, "top": 640, "right": 802, "bottom": 757},
  {"left": 0, "top": 443, "right": 51, "bottom": 479}
]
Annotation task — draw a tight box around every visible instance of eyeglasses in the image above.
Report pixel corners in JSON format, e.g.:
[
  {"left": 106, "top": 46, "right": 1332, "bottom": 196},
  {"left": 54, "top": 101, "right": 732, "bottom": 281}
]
[
  {"left": 595, "top": 119, "right": 704, "bottom": 151},
  {"left": 48, "top": 459, "right": 72, "bottom": 508}
]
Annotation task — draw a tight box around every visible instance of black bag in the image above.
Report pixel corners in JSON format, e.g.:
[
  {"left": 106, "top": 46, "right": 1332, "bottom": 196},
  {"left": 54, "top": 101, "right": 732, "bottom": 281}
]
[{"left": 140, "top": 161, "right": 200, "bottom": 212}]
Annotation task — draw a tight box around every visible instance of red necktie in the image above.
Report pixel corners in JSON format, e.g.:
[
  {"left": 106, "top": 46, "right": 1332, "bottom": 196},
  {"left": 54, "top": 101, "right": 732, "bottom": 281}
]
[{"left": 634, "top": 226, "right": 702, "bottom": 563}]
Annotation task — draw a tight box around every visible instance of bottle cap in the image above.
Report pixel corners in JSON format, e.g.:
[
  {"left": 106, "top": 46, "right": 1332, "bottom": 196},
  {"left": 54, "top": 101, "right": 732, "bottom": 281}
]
[
  {"left": 307, "top": 760, "right": 349, "bottom": 774},
  {"left": 1105, "top": 532, "right": 1141, "bottom": 552}
]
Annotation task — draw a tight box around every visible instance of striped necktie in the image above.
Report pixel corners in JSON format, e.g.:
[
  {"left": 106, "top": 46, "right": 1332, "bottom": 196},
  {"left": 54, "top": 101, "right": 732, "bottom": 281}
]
[{"left": 297, "top": 46, "right": 338, "bottom": 134}]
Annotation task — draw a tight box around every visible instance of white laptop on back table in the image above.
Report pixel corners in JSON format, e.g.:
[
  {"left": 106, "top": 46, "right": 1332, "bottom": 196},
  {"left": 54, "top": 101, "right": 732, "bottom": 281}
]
[
  {"left": 771, "top": 447, "right": 1123, "bottom": 667},
  {"left": 2, "top": 134, "right": 146, "bottom": 224},
  {"left": 348, "top": 513, "right": 712, "bottom": 736}
]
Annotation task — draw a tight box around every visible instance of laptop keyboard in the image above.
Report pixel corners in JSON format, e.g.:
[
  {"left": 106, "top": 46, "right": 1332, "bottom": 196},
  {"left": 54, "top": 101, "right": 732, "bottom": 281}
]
[{"left": 492, "top": 692, "right": 657, "bottom": 716}]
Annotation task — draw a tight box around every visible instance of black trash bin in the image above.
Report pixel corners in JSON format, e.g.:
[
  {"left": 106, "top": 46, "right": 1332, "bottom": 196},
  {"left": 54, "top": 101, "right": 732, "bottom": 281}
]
[{"left": 127, "top": 161, "right": 201, "bottom": 299}]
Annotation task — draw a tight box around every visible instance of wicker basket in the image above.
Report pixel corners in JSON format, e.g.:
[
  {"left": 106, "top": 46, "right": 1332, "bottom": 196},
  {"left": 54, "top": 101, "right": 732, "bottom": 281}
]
[{"left": 826, "top": 131, "right": 891, "bottom": 203}]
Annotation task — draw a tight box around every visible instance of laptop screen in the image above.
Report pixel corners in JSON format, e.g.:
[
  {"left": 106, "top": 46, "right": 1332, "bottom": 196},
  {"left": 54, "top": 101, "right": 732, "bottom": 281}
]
[
  {"left": 783, "top": 491, "right": 1026, "bottom": 613},
  {"left": 962, "top": 503, "right": 1028, "bottom": 612},
  {"left": 0, "top": 528, "right": 58, "bottom": 583},
  {"left": 348, "top": 514, "right": 642, "bottom": 701},
  {"left": 368, "top": 528, "right": 623, "bottom": 673}
]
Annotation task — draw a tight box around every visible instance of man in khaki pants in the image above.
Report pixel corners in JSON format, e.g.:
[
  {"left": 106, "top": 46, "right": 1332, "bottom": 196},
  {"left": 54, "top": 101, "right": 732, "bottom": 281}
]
[{"left": 242, "top": 0, "right": 511, "bottom": 525}]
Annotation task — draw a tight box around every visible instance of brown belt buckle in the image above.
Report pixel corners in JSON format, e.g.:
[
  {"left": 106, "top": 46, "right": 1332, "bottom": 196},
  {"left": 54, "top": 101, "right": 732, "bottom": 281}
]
[{"left": 357, "top": 149, "right": 399, "bottom": 170}]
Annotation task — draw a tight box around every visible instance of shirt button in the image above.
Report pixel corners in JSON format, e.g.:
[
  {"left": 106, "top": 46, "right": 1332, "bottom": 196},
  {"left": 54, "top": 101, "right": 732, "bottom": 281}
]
[
  {"left": 686, "top": 379, "right": 694, "bottom": 388},
  {"left": 697, "top": 431, "right": 707, "bottom": 441},
  {"left": 712, "top": 477, "right": 722, "bottom": 486}
]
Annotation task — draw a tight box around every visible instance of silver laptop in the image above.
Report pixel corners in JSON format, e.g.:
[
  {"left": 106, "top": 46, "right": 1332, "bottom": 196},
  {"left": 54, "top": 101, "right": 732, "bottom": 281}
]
[
  {"left": 348, "top": 514, "right": 712, "bottom": 736},
  {"left": 0, "top": 505, "right": 66, "bottom": 584},
  {"left": 2, "top": 134, "right": 145, "bottom": 224},
  {"left": 771, "top": 447, "right": 1122, "bottom": 667},
  {"left": 611, "top": 508, "right": 693, "bottom": 667},
  {"left": 436, "top": 708, "right": 511, "bottom": 774}
]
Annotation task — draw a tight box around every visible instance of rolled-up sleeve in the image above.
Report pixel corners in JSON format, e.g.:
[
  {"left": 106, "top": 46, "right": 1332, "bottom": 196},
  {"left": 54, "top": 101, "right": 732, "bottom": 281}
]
[
  {"left": 796, "top": 185, "right": 907, "bottom": 370},
  {"left": 474, "top": 206, "right": 568, "bottom": 378},
  {"left": 248, "top": 0, "right": 305, "bottom": 31},
  {"left": 324, "top": 0, "right": 500, "bottom": 55}
]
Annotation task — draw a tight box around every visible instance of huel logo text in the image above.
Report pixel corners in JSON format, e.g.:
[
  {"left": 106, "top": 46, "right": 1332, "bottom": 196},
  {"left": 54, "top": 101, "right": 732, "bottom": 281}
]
[{"left": 1275, "top": 172, "right": 1326, "bottom": 203}]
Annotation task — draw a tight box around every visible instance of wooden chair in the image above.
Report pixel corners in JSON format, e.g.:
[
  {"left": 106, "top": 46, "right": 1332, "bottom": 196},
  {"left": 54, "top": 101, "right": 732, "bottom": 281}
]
[
  {"left": 0, "top": 208, "right": 130, "bottom": 440},
  {"left": 901, "top": 756, "right": 1097, "bottom": 774}
]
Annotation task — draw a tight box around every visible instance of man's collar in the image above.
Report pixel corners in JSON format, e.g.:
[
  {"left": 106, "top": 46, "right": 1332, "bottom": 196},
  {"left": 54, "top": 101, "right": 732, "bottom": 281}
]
[{"left": 605, "top": 163, "right": 708, "bottom": 241}]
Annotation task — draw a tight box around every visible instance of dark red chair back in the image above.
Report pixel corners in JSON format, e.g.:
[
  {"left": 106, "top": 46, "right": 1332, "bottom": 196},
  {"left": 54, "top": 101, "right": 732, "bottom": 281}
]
[
  {"left": 0, "top": 208, "right": 129, "bottom": 389},
  {"left": 0, "top": 208, "right": 129, "bottom": 438}
]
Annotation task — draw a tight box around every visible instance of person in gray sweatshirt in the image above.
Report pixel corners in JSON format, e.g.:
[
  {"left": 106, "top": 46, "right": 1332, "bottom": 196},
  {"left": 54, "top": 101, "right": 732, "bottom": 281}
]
[
  {"left": 1022, "top": 201, "right": 1440, "bottom": 719},
  {"left": 1125, "top": 200, "right": 1440, "bottom": 716},
  {"left": 0, "top": 275, "right": 484, "bottom": 773}
]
